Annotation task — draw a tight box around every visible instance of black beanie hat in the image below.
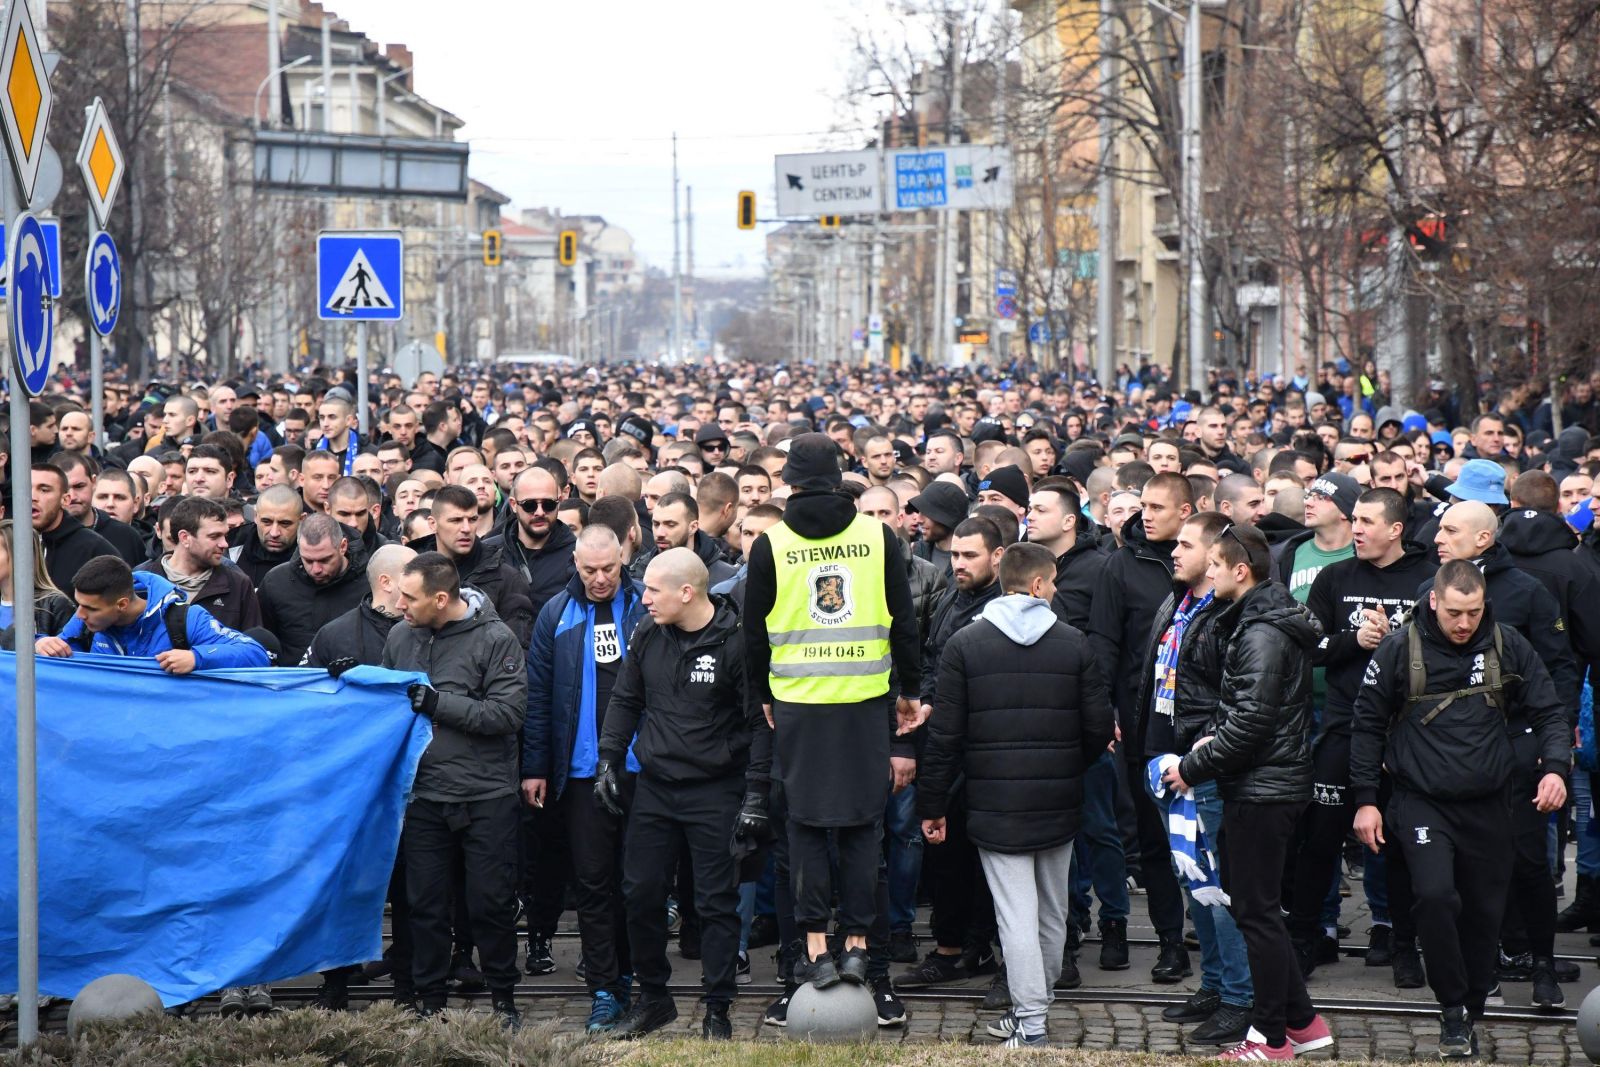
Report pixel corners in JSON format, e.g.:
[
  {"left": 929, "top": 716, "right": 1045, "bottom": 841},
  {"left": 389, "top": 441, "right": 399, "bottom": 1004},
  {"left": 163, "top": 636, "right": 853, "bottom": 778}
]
[{"left": 781, "top": 432, "right": 843, "bottom": 492}]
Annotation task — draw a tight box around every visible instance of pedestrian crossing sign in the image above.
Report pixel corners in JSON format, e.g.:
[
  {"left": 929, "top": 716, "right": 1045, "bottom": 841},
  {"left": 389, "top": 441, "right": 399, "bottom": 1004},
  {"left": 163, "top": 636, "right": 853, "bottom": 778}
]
[{"left": 317, "top": 230, "right": 404, "bottom": 322}]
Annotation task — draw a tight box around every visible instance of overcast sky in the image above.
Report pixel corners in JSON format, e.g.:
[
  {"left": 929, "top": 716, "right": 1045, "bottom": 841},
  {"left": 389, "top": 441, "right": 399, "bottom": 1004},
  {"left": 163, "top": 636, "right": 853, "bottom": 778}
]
[{"left": 328, "top": 0, "right": 881, "bottom": 277}]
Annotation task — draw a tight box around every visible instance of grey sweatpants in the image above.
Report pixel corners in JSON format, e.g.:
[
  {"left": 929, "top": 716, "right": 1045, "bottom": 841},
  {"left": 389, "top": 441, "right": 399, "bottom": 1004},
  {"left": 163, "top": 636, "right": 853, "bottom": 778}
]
[{"left": 979, "top": 841, "right": 1073, "bottom": 1035}]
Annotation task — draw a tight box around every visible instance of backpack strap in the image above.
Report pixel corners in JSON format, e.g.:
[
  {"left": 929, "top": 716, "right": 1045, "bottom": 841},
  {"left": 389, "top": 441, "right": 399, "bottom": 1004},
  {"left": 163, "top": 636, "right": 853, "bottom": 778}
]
[
  {"left": 1406, "top": 623, "right": 1425, "bottom": 705},
  {"left": 163, "top": 602, "right": 191, "bottom": 652},
  {"left": 1408, "top": 623, "right": 1518, "bottom": 725}
]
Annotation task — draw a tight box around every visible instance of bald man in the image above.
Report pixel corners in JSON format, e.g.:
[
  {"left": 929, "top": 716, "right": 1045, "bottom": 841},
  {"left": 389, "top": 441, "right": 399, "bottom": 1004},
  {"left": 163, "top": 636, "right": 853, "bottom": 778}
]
[
  {"left": 305, "top": 540, "right": 419, "bottom": 1009},
  {"left": 598, "top": 548, "right": 770, "bottom": 1039},
  {"left": 597, "top": 462, "right": 643, "bottom": 502},
  {"left": 1424, "top": 499, "right": 1576, "bottom": 1005}
]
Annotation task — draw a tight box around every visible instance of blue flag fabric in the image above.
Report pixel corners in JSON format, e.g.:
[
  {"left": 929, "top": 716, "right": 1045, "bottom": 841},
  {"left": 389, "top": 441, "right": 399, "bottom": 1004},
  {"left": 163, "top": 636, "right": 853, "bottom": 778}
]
[{"left": 0, "top": 654, "right": 432, "bottom": 1006}]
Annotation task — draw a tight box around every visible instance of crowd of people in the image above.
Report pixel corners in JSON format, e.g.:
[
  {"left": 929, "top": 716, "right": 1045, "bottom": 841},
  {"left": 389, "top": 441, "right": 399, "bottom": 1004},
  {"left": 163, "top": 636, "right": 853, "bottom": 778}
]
[{"left": 2, "top": 355, "right": 1599, "bottom": 1056}]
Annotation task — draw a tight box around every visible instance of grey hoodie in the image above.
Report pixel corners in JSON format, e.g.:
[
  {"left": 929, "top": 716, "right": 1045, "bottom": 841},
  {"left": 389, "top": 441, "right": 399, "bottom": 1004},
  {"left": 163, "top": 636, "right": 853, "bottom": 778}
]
[
  {"left": 382, "top": 588, "right": 530, "bottom": 803},
  {"left": 981, "top": 594, "right": 1059, "bottom": 647}
]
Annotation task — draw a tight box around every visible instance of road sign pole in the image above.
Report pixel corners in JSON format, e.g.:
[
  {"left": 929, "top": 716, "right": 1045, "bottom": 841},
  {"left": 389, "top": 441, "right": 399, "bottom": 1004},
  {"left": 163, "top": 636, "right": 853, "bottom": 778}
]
[
  {"left": 355, "top": 320, "right": 369, "bottom": 436},
  {"left": 4, "top": 181, "right": 40, "bottom": 1054},
  {"left": 89, "top": 215, "right": 103, "bottom": 449}
]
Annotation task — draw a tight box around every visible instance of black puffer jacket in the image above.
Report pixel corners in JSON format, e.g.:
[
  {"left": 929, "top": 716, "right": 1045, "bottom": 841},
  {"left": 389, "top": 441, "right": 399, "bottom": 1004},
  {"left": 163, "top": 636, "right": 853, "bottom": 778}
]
[
  {"left": 1134, "top": 585, "right": 1228, "bottom": 755},
  {"left": 303, "top": 596, "right": 402, "bottom": 668},
  {"left": 453, "top": 538, "right": 535, "bottom": 647},
  {"left": 907, "top": 551, "right": 949, "bottom": 642},
  {"left": 918, "top": 595, "right": 1115, "bottom": 853},
  {"left": 1049, "top": 523, "right": 1107, "bottom": 630},
  {"left": 0, "top": 590, "right": 76, "bottom": 649},
  {"left": 1086, "top": 514, "right": 1179, "bottom": 747},
  {"left": 1179, "top": 580, "right": 1320, "bottom": 803},
  {"left": 1350, "top": 605, "right": 1569, "bottom": 806}
]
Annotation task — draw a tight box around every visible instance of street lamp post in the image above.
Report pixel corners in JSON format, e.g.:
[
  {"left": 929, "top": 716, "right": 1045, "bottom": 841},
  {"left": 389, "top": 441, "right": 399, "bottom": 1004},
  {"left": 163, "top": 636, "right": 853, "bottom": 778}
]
[
  {"left": 253, "top": 54, "right": 312, "bottom": 129},
  {"left": 375, "top": 65, "right": 413, "bottom": 136}
]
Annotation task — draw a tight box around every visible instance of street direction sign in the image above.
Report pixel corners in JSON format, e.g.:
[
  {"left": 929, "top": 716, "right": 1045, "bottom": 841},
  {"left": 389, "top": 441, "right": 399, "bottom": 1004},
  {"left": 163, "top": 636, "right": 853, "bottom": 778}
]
[
  {"left": 9, "top": 212, "right": 54, "bottom": 395},
  {"left": 76, "top": 97, "right": 124, "bottom": 227},
  {"left": 317, "top": 230, "right": 404, "bottom": 321},
  {"left": 888, "top": 145, "right": 1014, "bottom": 212},
  {"left": 1028, "top": 321, "right": 1052, "bottom": 344},
  {"left": 85, "top": 230, "right": 119, "bottom": 336},
  {"left": 774, "top": 150, "right": 881, "bottom": 218},
  {"left": 0, "top": 0, "right": 53, "bottom": 202},
  {"left": 0, "top": 216, "right": 59, "bottom": 299}
]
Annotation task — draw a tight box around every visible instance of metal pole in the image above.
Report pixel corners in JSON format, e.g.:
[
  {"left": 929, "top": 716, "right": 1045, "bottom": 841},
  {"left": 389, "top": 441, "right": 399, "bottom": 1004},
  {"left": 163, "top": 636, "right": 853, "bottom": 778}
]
[
  {"left": 1096, "top": 0, "right": 1119, "bottom": 387},
  {"left": 355, "top": 321, "right": 369, "bottom": 436},
  {"left": 1379, "top": 0, "right": 1413, "bottom": 407},
  {"left": 671, "top": 133, "right": 682, "bottom": 362},
  {"left": 90, "top": 216, "right": 104, "bottom": 449},
  {"left": 266, "top": 0, "right": 281, "bottom": 127},
  {"left": 942, "top": 15, "right": 963, "bottom": 366},
  {"left": 320, "top": 16, "right": 332, "bottom": 132},
  {"left": 5, "top": 164, "right": 40, "bottom": 1048},
  {"left": 1184, "top": 0, "right": 1207, "bottom": 393}
]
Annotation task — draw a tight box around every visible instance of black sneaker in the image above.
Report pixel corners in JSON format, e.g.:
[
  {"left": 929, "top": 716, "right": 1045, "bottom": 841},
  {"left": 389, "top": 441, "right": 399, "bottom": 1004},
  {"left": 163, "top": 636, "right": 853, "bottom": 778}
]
[
  {"left": 795, "top": 952, "right": 841, "bottom": 989},
  {"left": 1531, "top": 957, "right": 1565, "bottom": 1011},
  {"left": 748, "top": 914, "right": 780, "bottom": 949},
  {"left": 415, "top": 997, "right": 447, "bottom": 1019},
  {"left": 1316, "top": 934, "right": 1341, "bottom": 964},
  {"left": 1161, "top": 987, "right": 1219, "bottom": 1023},
  {"left": 1439, "top": 1005, "right": 1475, "bottom": 1059},
  {"left": 963, "top": 945, "right": 999, "bottom": 977},
  {"left": 894, "top": 949, "right": 967, "bottom": 990},
  {"left": 702, "top": 1003, "right": 732, "bottom": 1040},
  {"left": 491, "top": 991, "right": 522, "bottom": 1032},
  {"left": 1151, "top": 939, "right": 1191, "bottom": 983},
  {"left": 871, "top": 977, "right": 906, "bottom": 1026},
  {"left": 392, "top": 986, "right": 417, "bottom": 1011},
  {"left": 1555, "top": 958, "right": 1581, "bottom": 983},
  {"left": 1365, "top": 925, "right": 1394, "bottom": 968},
  {"left": 525, "top": 934, "right": 556, "bottom": 976},
  {"left": 1189, "top": 1002, "right": 1252, "bottom": 1045},
  {"left": 736, "top": 951, "right": 752, "bottom": 985},
  {"left": 889, "top": 929, "right": 918, "bottom": 963},
  {"left": 1496, "top": 949, "right": 1532, "bottom": 982},
  {"left": 982, "top": 965, "right": 1011, "bottom": 1010},
  {"left": 1099, "top": 918, "right": 1131, "bottom": 971},
  {"left": 449, "top": 952, "right": 486, "bottom": 992},
  {"left": 1392, "top": 939, "right": 1426, "bottom": 989},
  {"left": 1055, "top": 950, "right": 1081, "bottom": 990},
  {"left": 838, "top": 946, "right": 869, "bottom": 985},
  {"left": 610, "top": 994, "right": 678, "bottom": 1040},
  {"left": 244, "top": 985, "right": 273, "bottom": 1017},
  {"left": 679, "top": 917, "right": 702, "bottom": 960},
  {"left": 310, "top": 980, "right": 349, "bottom": 1011},
  {"left": 763, "top": 990, "right": 793, "bottom": 1027}
]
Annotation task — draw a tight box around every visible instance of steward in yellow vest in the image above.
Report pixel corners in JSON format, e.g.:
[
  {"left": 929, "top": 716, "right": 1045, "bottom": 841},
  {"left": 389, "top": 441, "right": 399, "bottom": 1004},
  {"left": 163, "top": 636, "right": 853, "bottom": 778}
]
[{"left": 743, "top": 433, "right": 923, "bottom": 989}]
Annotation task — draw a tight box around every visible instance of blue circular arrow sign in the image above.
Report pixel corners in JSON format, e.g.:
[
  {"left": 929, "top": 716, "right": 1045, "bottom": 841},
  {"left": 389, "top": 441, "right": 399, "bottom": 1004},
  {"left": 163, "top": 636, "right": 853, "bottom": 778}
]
[
  {"left": 85, "top": 230, "right": 119, "bottom": 337},
  {"left": 9, "top": 212, "right": 54, "bottom": 396}
]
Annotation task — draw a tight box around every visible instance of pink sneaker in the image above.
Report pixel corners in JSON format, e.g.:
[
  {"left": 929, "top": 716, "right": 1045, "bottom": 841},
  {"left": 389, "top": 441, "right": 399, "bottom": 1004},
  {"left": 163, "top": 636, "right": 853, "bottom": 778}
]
[
  {"left": 1287, "top": 1015, "right": 1334, "bottom": 1054},
  {"left": 1220, "top": 1028, "right": 1295, "bottom": 1061}
]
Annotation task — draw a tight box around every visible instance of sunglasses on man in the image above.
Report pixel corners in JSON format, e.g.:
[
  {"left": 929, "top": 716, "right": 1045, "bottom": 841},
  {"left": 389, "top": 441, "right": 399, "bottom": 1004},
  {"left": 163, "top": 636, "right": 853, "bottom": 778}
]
[{"left": 518, "top": 497, "right": 561, "bottom": 514}]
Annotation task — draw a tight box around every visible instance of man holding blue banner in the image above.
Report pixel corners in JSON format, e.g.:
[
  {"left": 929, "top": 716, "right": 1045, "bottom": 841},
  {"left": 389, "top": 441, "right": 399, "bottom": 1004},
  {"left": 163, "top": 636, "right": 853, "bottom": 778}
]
[{"left": 384, "top": 551, "right": 528, "bottom": 1028}]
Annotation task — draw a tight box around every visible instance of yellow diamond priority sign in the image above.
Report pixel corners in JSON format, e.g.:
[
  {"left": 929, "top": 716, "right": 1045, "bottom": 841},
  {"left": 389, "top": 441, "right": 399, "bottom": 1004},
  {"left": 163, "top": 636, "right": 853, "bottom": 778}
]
[
  {"left": 76, "top": 97, "right": 124, "bottom": 227},
  {"left": 0, "top": 0, "right": 51, "bottom": 202}
]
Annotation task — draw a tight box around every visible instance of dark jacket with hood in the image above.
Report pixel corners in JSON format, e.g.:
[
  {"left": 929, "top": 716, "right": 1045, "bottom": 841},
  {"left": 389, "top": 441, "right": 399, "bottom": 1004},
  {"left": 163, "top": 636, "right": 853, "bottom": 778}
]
[
  {"left": 85, "top": 509, "right": 150, "bottom": 568},
  {"left": 1305, "top": 542, "right": 1437, "bottom": 733},
  {"left": 1350, "top": 604, "right": 1569, "bottom": 807},
  {"left": 135, "top": 555, "right": 262, "bottom": 635},
  {"left": 257, "top": 523, "right": 371, "bottom": 666},
  {"left": 304, "top": 596, "right": 402, "bottom": 668},
  {"left": 629, "top": 528, "right": 738, "bottom": 588},
  {"left": 918, "top": 594, "right": 1115, "bottom": 854},
  {"left": 452, "top": 537, "right": 534, "bottom": 647},
  {"left": 1178, "top": 580, "right": 1320, "bottom": 803},
  {"left": 907, "top": 551, "right": 949, "bottom": 640},
  {"left": 486, "top": 517, "right": 577, "bottom": 620},
  {"left": 598, "top": 595, "right": 772, "bottom": 792},
  {"left": 1499, "top": 508, "right": 1600, "bottom": 695},
  {"left": 383, "top": 589, "right": 528, "bottom": 803},
  {"left": 227, "top": 523, "right": 296, "bottom": 590},
  {"left": 1416, "top": 541, "right": 1578, "bottom": 710},
  {"left": 1086, "top": 513, "right": 1180, "bottom": 748},
  {"left": 39, "top": 512, "right": 117, "bottom": 596},
  {"left": 1258, "top": 512, "right": 1307, "bottom": 548},
  {"left": 1049, "top": 522, "right": 1107, "bottom": 630}
]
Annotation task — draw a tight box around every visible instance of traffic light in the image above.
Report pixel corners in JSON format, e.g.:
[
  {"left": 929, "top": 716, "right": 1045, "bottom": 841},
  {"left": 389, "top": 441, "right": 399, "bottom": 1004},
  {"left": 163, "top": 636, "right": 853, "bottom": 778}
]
[
  {"left": 558, "top": 229, "right": 578, "bottom": 266},
  {"left": 820, "top": 215, "right": 841, "bottom": 230},
  {"left": 482, "top": 229, "right": 502, "bottom": 267},
  {"left": 737, "top": 190, "right": 757, "bottom": 230}
]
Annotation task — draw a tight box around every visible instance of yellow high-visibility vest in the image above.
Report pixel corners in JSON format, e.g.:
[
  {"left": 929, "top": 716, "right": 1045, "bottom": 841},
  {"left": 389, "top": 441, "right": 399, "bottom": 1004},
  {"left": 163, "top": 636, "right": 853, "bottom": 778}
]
[{"left": 764, "top": 513, "right": 893, "bottom": 704}]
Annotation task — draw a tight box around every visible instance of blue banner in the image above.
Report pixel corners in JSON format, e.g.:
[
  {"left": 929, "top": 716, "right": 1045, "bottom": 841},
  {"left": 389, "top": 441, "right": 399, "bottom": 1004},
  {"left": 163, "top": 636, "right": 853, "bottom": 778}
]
[{"left": 0, "top": 655, "right": 432, "bottom": 1006}]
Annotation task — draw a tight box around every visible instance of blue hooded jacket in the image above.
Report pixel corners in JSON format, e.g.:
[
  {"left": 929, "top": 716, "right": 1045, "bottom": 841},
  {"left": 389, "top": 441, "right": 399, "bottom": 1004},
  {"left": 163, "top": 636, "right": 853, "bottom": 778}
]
[
  {"left": 522, "top": 572, "right": 646, "bottom": 802},
  {"left": 56, "top": 571, "right": 270, "bottom": 671}
]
